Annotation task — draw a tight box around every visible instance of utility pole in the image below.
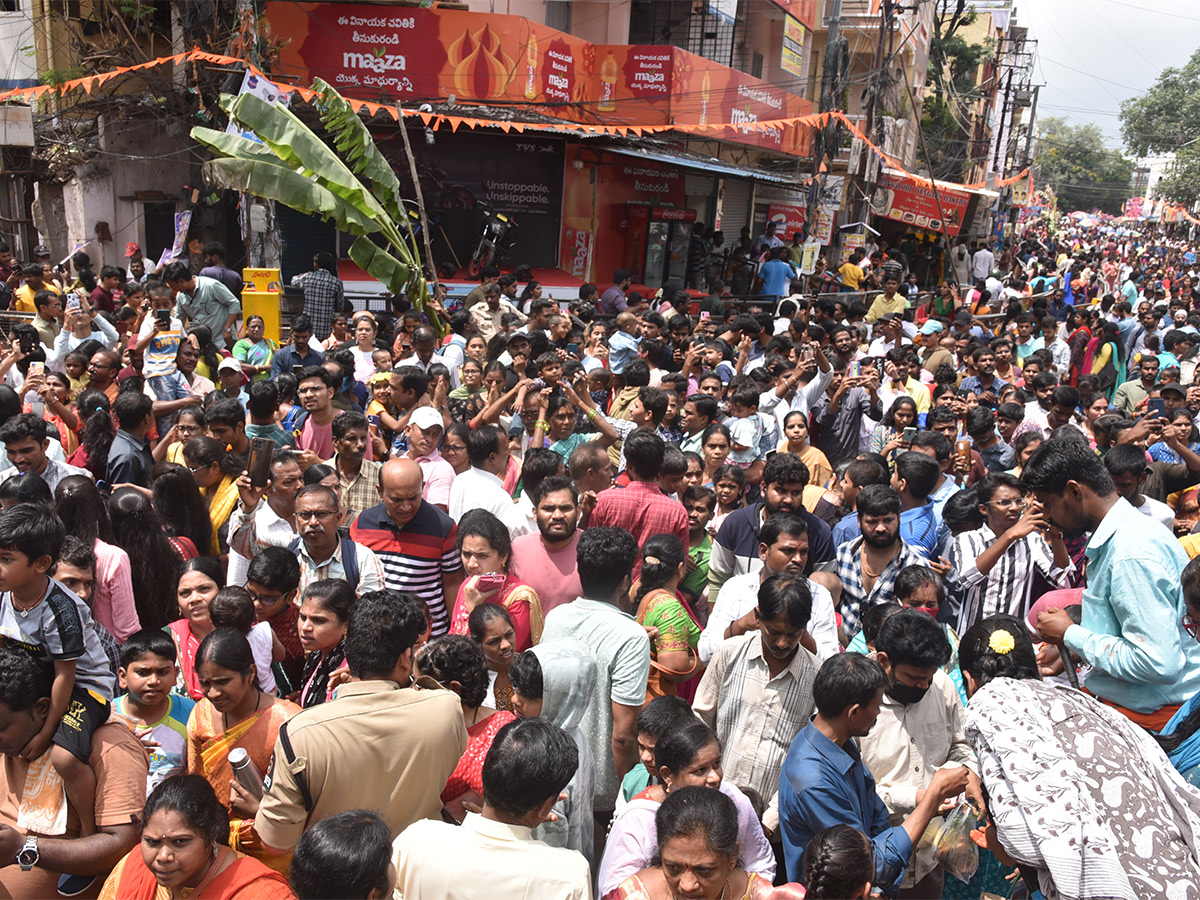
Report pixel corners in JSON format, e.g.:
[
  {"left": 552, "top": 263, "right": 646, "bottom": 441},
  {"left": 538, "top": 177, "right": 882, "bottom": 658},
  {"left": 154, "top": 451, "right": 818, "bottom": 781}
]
[
  {"left": 1022, "top": 84, "right": 1040, "bottom": 169},
  {"left": 806, "top": 0, "right": 844, "bottom": 242},
  {"left": 857, "top": 0, "right": 891, "bottom": 227}
]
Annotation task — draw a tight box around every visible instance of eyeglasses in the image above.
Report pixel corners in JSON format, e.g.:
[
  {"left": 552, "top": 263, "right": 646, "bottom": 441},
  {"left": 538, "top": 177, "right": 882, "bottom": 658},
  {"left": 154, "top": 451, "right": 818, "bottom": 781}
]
[
  {"left": 247, "top": 589, "right": 284, "bottom": 605},
  {"left": 986, "top": 498, "right": 1025, "bottom": 510},
  {"left": 185, "top": 462, "right": 212, "bottom": 474},
  {"left": 296, "top": 509, "right": 336, "bottom": 521},
  {"left": 1184, "top": 613, "right": 1200, "bottom": 641}
]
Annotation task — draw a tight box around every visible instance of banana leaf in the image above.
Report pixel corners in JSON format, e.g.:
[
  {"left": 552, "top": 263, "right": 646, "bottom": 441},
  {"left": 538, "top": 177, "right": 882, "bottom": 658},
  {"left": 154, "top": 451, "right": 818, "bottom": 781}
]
[
  {"left": 311, "top": 78, "right": 405, "bottom": 224},
  {"left": 201, "top": 158, "right": 380, "bottom": 237},
  {"left": 227, "top": 92, "right": 391, "bottom": 226},
  {"left": 191, "top": 127, "right": 288, "bottom": 168},
  {"left": 348, "top": 235, "right": 413, "bottom": 296}
]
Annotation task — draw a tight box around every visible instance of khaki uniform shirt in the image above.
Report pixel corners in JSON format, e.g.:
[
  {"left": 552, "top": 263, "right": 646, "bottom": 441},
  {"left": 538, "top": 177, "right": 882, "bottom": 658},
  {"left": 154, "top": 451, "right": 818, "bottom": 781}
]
[{"left": 254, "top": 679, "right": 467, "bottom": 851}]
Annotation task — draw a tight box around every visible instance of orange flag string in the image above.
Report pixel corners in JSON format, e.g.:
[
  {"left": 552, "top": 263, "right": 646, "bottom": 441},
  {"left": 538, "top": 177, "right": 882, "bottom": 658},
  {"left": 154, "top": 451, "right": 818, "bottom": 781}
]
[{"left": 0, "top": 47, "right": 1018, "bottom": 195}]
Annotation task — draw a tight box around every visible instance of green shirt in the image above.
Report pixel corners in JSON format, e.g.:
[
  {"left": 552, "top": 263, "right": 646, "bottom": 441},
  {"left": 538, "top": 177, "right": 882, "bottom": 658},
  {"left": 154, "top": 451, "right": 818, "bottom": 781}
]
[
  {"left": 698, "top": 294, "right": 727, "bottom": 317},
  {"left": 549, "top": 432, "right": 598, "bottom": 463},
  {"left": 620, "top": 765, "right": 652, "bottom": 803},
  {"left": 245, "top": 423, "right": 295, "bottom": 450},
  {"left": 680, "top": 534, "right": 712, "bottom": 603}
]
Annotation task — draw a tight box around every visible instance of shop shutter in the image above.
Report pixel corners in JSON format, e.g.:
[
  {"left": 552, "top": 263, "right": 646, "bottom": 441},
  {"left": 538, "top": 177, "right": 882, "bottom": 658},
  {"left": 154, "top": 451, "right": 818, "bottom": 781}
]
[{"left": 718, "top": 178, "right": 753, "bottom": 239}]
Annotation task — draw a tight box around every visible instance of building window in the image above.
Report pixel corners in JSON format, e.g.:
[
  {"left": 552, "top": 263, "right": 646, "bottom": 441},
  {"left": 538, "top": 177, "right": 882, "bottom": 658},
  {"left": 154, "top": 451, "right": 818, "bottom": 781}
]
[
  {"left": 0, "top": 0, "right": 21, "bottom": 11},
  {"left": 545, "top": 0, "right": 571, "bottom": 33},
  {"left": 751, "top": 51, "right": 763, "bottom": 78},
  {"left": 628, "top": 0, "right": 745, "bottom": 69}
]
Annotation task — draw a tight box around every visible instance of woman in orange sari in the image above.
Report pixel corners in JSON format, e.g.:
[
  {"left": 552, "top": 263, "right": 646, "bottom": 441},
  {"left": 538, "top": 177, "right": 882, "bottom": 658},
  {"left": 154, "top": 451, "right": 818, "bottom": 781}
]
[
  {"left": 449, "top": 509, "right": 543, "bottom": 651},
  {"left": 185, "top": 629, "right": 300, "bottom": 868},
  {"left": 99, "top": 774, "right": 294, "bottom": 900}
]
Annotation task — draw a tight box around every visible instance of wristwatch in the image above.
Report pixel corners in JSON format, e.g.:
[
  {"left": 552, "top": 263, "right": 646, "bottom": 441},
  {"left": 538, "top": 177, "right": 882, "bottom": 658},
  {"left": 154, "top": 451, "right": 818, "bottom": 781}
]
[{"left": 16, "top": 834, "right": 38, "bottom": 871}]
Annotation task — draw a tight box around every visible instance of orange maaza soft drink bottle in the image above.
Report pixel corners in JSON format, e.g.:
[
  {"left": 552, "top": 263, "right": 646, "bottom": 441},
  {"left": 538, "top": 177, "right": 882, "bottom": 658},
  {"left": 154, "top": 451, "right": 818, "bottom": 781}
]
[
  {"left": 524, "top": 32, "right": 538, "bottom": 100},
  {"left": 599, "top": 52, "right": 618, "bottom": 112}
]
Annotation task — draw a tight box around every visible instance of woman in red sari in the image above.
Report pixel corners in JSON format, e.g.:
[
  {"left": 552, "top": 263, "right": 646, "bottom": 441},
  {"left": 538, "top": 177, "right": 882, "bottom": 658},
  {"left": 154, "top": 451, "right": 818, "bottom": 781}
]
[
  {"left": 416, "top": 634, "right": 516, "bottom": 822},
  {"left": 449, "top": 509, "right": 543, "bottom": 651},
  {"left": 1064, "top": 307, "right": 1093, "bottom": 387},
  {"left": 99, "top": 774, "right": 294, "bottom": 900}
]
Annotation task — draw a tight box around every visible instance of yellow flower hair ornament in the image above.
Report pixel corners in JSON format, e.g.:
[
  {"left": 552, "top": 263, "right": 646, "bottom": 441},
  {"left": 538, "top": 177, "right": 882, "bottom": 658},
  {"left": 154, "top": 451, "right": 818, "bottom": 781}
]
[{"left": 988, "top": 630, "right": 1016, "bottom": 655}]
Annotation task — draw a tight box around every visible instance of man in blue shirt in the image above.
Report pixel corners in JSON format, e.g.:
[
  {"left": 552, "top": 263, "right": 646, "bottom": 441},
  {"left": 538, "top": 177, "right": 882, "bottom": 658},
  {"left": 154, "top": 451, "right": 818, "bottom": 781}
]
[
  {"left": 778, "top": 654, "right": 969, "bottom": 893},
  {"left": 1030, "top": 433, "right": 1200, "bottom": 727},
  {"left": 270, "top": 313, "right": 325, "bottom": 379},
  {"left": 759, "top": 246, "right": 798, "bottom": 301}
]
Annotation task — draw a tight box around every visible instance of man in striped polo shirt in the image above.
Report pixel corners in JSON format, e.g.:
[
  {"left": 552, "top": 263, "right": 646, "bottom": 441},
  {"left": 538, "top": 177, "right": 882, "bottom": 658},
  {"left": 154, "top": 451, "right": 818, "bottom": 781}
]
[{"left": 351, "top": 458, "right": 463, "bottom": 635}]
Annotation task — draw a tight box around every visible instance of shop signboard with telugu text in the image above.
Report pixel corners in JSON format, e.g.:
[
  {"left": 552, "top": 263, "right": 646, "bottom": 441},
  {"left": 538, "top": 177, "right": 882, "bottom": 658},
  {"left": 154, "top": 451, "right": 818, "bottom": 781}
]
[
  {"left": 812, "top": 210, "right": 834, "bottom": 245},
  {"left": 869, "top": 172, "right": 973, "bottom": 236},
  {"left": 261, "top": 2, "right": 592, "bottom": 106}
]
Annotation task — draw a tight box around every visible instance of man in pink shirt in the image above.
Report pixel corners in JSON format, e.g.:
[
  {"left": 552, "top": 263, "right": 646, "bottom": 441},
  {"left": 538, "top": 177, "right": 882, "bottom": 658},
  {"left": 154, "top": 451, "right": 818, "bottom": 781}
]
[
  {"left": 509, "top": 475, "right": 582, "bottom": 615},
  {"left": 590, "top": 429, "right": 689, "bottom": 579},
  {"left": 405, "top": 407, "right": 455, "bottom": 512}
]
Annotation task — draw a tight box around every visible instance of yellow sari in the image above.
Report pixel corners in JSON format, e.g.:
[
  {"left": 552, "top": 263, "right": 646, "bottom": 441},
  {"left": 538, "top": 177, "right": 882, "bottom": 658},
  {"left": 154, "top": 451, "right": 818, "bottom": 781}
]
[
  {"left": 187, "top": 696, "right": 301, "bottom": 869},
  {"left": 202, "top": 474, "right": 240, "bottom": 555}
]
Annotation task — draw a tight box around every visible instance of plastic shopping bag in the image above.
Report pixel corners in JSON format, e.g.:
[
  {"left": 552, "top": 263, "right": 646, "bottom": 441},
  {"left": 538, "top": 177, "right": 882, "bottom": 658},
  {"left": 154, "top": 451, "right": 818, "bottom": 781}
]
[{"left": 933, "top": 800, "right": 979, "bottom": 883}]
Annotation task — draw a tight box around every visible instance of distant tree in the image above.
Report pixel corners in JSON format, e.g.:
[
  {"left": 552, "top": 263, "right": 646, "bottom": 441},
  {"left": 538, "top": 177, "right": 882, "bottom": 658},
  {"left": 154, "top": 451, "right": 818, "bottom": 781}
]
[
  {"left": 920, "top": 0, "right": 991, "bottom": 182},
  {"left": 1033, "top": 117, "right": 1133, "bottom": 215},
  {"left": 1121, "top": 48, "right": 1200, "bottom": 204}
]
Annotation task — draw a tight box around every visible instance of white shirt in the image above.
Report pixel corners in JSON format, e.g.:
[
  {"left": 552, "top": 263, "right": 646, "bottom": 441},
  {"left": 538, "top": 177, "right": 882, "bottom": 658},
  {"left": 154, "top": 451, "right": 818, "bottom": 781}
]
[
  {"left": 226, "top": 500, "right": 294, "bottom": 587},
  {"left": 447, "top": 466, "right": 532, "bottom": 538},
  {"left": 697, "top": 570, "right": 838, "bottom": 664},
  {"left": 393, "top": 813, "right": 591, "bottom": 900},
  {"left": 0, "top": 458, "right": 90, "bottom": 495},
  {"left": 971, "top": 247, "right": 995, "bottom": 280},
  {"left": 395, "top": 352, "right": 447, "bottom": 374},
  {"left": 1134, "top": 494, "right": 1176, "bottom": 531}
]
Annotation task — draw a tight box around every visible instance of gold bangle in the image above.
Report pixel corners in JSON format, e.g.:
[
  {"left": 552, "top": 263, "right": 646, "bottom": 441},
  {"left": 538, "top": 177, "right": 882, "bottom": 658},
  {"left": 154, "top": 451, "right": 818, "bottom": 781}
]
[
  {"left": 586, "top": 407, "right": 598, "bottom": 420},
  {"left": 535, "top": 420, "right": 550, "bottom": 431}
]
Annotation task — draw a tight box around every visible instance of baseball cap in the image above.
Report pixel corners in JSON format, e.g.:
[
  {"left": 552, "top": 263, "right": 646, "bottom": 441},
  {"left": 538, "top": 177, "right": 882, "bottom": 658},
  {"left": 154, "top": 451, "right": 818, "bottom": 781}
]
[
  {"left": 32, "top": 245, "right": 50, "bottom": 258},
  {"left": 124, "top": 242, "right": 141, "bottom": 258},
  {"left": 918, "top": 320, "right": 944, "bottom": 335},
  {"left": 410, "top": 407, "right": 444, "bottom": 431},
  {"left": 877, "top": 312, "right": 899, "bottom": 323},
  {"left": 1160, "top": 382, "right": 1186, "bottom": 398},
  {"left": 217, "top": 357, "right": 242, "bottom": 374},
  {"left": 953, "top": 309, "right": 972, "bottom": 325}
]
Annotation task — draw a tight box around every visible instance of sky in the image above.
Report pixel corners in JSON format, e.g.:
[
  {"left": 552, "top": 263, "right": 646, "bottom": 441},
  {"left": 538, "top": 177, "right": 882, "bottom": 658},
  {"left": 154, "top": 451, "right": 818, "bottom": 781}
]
[{"left": 1019, "top": 0, "right": 1200, "bottom": 154}]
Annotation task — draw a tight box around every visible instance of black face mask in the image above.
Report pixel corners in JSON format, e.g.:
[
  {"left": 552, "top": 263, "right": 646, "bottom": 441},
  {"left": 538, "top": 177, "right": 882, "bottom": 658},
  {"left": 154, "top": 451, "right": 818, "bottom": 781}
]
[{"left": 887, "top": 678, "right": 930, "bottom": 706}]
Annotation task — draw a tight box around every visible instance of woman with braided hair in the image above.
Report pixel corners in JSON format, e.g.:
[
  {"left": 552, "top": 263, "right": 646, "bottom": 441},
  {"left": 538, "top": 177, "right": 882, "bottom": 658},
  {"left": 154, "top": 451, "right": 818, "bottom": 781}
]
[{"left": 802, "top": 825, "right": 872, "bottom": 899}]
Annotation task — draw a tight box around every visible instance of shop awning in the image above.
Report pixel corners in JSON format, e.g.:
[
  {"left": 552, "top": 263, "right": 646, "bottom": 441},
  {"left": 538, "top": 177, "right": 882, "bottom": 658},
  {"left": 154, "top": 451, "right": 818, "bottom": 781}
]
[{"left": 605, "top": 144, "right": 808, "bottom": 187}]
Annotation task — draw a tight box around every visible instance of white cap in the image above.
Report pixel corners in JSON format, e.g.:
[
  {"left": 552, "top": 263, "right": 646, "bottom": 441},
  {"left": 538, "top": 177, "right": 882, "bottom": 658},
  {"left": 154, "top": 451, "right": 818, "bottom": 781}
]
[
  {"left": 217, "top": 357, "right": 242, "bottom": 374},
  {"left": 409, "top": 407, "right": 444, "bottom": 431}
]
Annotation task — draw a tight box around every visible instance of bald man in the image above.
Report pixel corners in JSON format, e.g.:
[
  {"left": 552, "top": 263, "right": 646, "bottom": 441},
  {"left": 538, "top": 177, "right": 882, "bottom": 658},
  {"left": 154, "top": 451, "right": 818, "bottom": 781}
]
[{"left": 350, "top": 458, "right": 464, "bottom": 635}]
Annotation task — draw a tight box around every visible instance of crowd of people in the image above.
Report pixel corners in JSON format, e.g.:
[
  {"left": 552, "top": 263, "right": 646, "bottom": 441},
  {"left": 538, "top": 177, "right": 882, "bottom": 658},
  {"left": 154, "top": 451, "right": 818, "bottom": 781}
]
[{"left": 3, "top": 221, "right": 1200, "bottom": 900}]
